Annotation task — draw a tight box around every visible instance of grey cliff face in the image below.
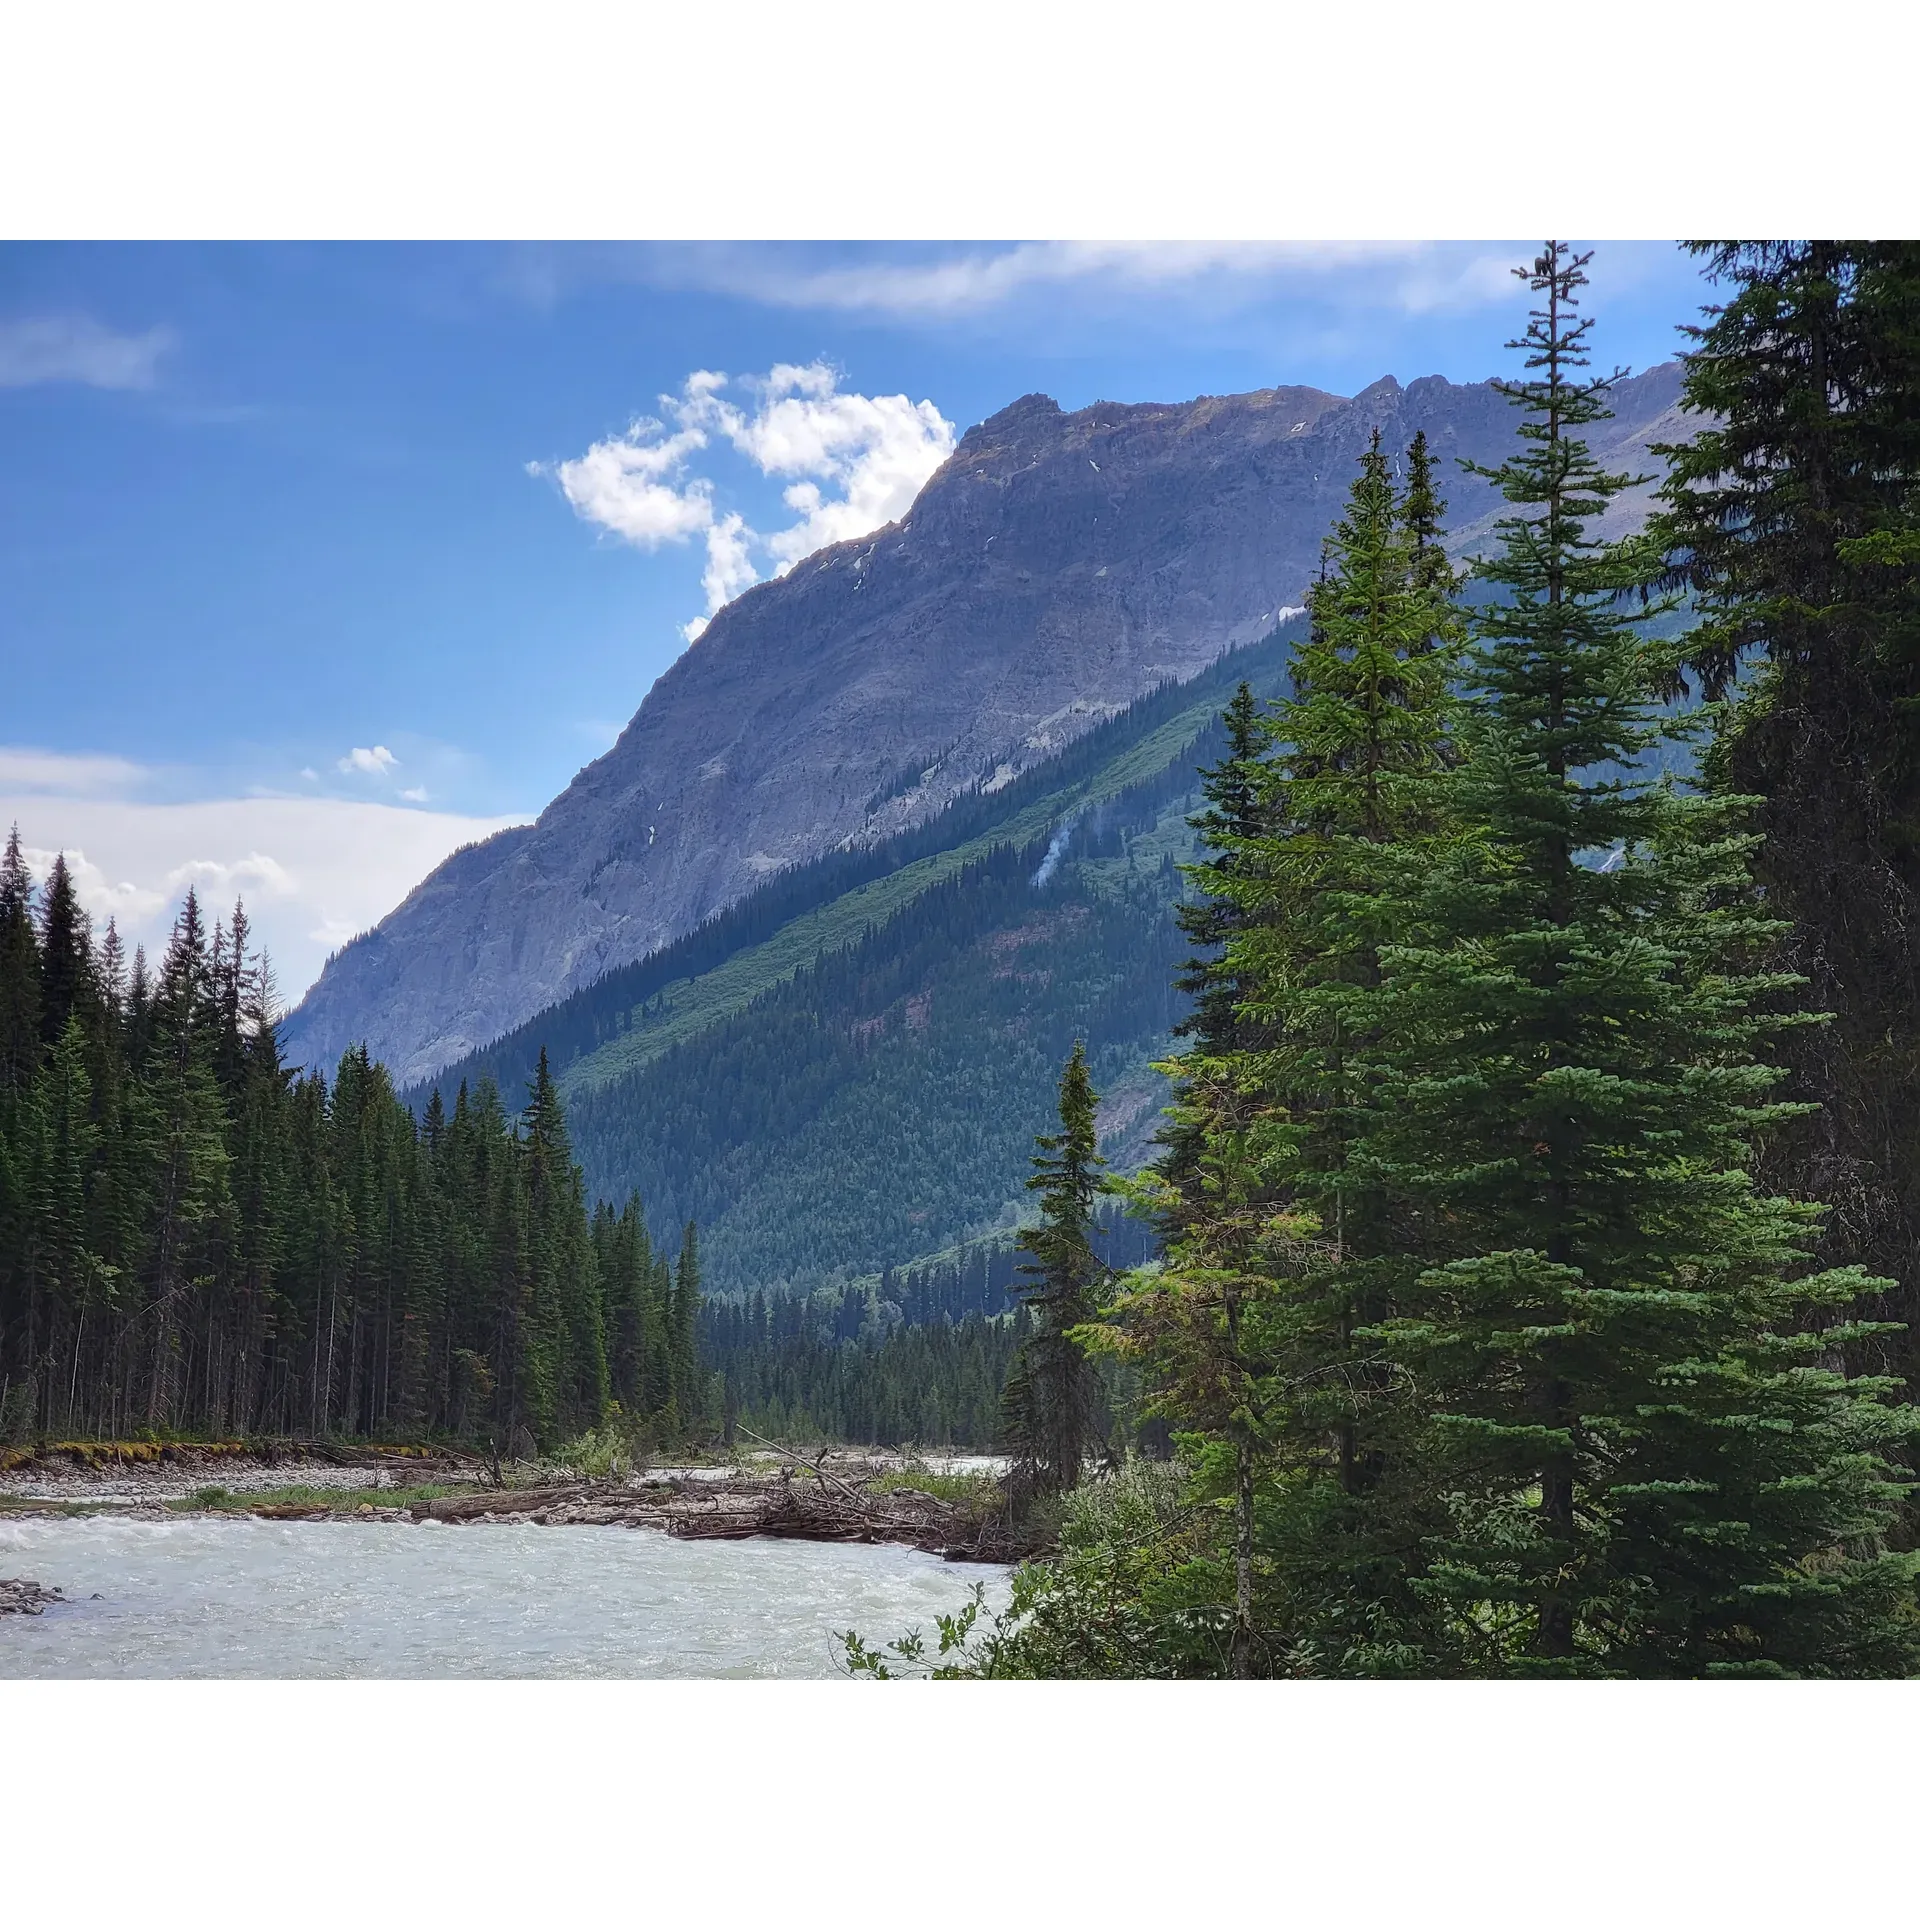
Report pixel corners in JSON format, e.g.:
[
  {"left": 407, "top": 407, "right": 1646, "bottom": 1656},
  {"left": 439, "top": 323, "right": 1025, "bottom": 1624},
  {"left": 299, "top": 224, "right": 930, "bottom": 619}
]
[{"left": 284, "top": 366, "right": 1688, "bottom": 1087}]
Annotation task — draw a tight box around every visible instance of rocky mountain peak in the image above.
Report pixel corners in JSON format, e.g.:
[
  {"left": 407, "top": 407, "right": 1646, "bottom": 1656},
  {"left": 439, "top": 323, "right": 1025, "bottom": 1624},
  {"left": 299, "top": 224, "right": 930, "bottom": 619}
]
[{"left": 284, "top": 364, "right": 1685, "bottom": 1088}]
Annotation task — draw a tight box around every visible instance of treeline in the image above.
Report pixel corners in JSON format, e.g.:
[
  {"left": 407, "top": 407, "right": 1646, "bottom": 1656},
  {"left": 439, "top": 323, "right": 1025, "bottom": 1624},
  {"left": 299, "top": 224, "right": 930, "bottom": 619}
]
[
  {"left": 916, "top": 241, "right": 1920, "bottom": 1681},
  {"left": 870, "top": 1207, "right": 1158, "bottom": 1329},
  {"left": 704, "top": 1298, "right": 1026, "bottom": 1448},
  {"left": 0, "top": 862, "right": 705, "bottom": 1451},
  {"left": 693, "top": 1207, "right": 1156, "bottom": 1448},
  {"left": 0, "top": 818, "right": 1176, "bottom": 1454}
]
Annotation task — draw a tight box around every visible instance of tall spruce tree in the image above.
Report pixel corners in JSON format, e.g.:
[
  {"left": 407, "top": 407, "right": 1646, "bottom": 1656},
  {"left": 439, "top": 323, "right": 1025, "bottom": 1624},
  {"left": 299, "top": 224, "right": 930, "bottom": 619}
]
[
  {"left": 140, "top": 890, "right": 234, "bottom": 1428},
  {"left": 1653, "top": 241, "right": 1920, "bottom": 1394},
  {"left": 35, "top": 854, "right": 94, "bottom": 1051},
  {"left": 1004, "top": 1041, "right": 1109, "bottom": 1500},
  {"left": 1150, "top": 679, "right": 1276, "bottom": 1330},
  {"left": 1401, "top": 429, "right": 1462, "bottom": 623},
  {"left": 37, "top": 1016, "right": 101, "bottom": 1434},
  {"left": 521, "top": 1047, "right": 608, "bottom": 1443},
  {"left": 594, "top": 1195, "right": 657, "bottom": 1421},
  {"left": 0, "top": 827, "right": 40, "bottom": 1108},
  {"left": 1171, "top": 682, "right": 1270, "bottom": 1065},
  {"left": 0, "top": 830, "right": 40, "bottom": 1430},
  {"left": 1114, "top": 428, "right": 1465, "bottom": 1674},
  {"left": 669, "top": 1220, "right": 704, "bottom": 1432},
  {"left": 1358, "top": 242, "right": 1920, "bottom": 1675}
]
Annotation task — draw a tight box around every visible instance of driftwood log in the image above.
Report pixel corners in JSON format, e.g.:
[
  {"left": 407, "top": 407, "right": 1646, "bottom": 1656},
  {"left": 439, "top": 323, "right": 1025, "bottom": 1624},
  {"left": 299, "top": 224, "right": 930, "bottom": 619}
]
[{"left": 409, "top": 1487, "right": 583, "bottom": 1522}]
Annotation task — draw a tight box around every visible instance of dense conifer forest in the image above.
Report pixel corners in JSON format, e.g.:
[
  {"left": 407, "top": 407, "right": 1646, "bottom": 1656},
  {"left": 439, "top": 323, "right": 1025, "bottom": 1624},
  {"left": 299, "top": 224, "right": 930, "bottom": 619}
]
[
  {"left": 565, "top": 836, "right": 1185, "bottom": 1291},
  {"left": 0, "top": 836, "right": 1155, "bottom": 1452},
  {"left": 855, "top": 241, "right": 1920, "bottom": 1681},
  {"left": 0, "top": 821, "right": 1163, "bottom": 1452},
  {"left": 705, "top": 1304, "right": 1023, "bottom": 1449},
  {"left": 0, "top": 861, "right": 701, "bottom": 1451}
]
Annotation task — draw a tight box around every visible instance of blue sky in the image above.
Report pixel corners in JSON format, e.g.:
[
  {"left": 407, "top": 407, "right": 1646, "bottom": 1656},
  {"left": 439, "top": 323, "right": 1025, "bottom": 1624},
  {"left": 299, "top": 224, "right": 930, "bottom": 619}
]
[{"left": 1, "top": 239, "right": 1712, "bottom": 998}]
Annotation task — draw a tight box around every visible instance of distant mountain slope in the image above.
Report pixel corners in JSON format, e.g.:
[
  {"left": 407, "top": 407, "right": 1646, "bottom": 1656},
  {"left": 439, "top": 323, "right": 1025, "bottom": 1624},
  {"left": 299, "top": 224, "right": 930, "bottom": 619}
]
[
  {"left": 287, "top": 364, "right": 1686, "bottom": 1087},
  {"left": 411, "top": 626, "right": 1303, "bottom": 1293},
  {"left": 411, "top": 630, "right": 1268, "bottom": 1110}
]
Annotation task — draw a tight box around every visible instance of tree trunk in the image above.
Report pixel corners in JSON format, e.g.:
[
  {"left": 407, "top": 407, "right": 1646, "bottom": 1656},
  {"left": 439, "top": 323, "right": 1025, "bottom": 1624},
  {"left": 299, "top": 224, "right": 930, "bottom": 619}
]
[{"left": 1233, "top": 1435, "right": 1255, "bottom": 1678}]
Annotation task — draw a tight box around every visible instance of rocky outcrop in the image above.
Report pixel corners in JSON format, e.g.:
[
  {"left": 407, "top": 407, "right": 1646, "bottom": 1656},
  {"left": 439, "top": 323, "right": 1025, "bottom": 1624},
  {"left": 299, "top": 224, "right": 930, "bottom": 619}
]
[{"left": 285, "top": 366, "right": 1688, "bottom": 1086}]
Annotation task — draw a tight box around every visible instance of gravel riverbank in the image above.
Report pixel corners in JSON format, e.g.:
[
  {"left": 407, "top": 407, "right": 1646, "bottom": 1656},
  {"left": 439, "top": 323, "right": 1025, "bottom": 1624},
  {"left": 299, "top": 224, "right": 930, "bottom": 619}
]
[{"left": 2, "top": 1444, "right": 1015, "bottom": 1559}]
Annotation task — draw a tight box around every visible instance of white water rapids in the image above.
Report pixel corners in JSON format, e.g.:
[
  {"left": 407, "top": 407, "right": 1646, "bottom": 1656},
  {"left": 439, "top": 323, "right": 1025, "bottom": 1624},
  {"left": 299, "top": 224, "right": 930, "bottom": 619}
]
[{"left": 0, "top": 1517, "right": 1008, "bottom": 1678}]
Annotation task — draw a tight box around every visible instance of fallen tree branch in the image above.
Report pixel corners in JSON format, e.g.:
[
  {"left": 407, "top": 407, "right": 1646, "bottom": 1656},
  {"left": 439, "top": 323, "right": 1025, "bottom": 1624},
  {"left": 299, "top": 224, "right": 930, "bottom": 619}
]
[{"left": 732, "top": 1426, "right": 867, "bottom": 1503}]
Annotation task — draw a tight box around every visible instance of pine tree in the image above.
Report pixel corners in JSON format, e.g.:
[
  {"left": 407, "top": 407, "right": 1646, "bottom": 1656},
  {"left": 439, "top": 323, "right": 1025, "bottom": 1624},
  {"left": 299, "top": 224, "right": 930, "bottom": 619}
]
[
  {"left": 35, "top": 854, "right": 95, "bottom": 1052},
  {"left": 1172, "top": 682, "right": 1270, "bottom": 1063},
  {"left": 669, "top": 1220, "right": 703, "bottom": 1435},
  {"left": 1114, "top": 428, "right": 1465, "bottom": 1674},
  {"left": 1004, "top": 1041, "right": 1109, "bottom": 1499},
  {"left": 37, "top": 1015, "right": 102, "bottom": 1434},
  {"left": 1653, "top": 241, "right": 1920, "bottom": 1393},
  {"left": 1400, "top": 429, "right": 1461, "bottom": 615},
  {"left": 1358, "top": 242, "right": 1920, "bottom": 1675},
  {"left": 139, "top": 889, "right": 234, "bottom": 1429},
  {"left": 596, "top": 1195, "right": 656, "bottom": 1421},
  {"left": 1151, "top": 684, "right": 1275, "bottom": 1258},
  {"left": 520, "top": 1047, "right": 608, "bottom": 1441},
  {"left": 0, "top": 827, "right": 41, "bottom": 1106}
]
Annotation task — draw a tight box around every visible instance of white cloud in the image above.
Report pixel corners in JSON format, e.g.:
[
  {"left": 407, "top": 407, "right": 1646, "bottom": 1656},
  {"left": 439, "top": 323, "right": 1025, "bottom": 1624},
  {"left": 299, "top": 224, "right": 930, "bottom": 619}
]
[
  {"left": 337, "top": 744, "right": 398, "bottom": 775},
  {"left": 543, "top": 419, "right": 714, "bottom": 548},
  {"left": 19, "top": 845, "right": 166, "bottom": 928},
  {"left": 544, "top": 362, "right": 955, "bottom": 642},
  {"left": 0, "top": 314, "right": 176, "bottom": 389},
  {"left": 398, "top": 786, "right": 429, "bottom": 803},
  {"left": 771, "top": 394, "right": 953, "bottom": 568},
  {"left": 0, "top": 746, "right": 147, "bottom": 795},
  {"left": 654, "top": 241, "right": 1531, "bottom": 322},
  {"left": 686, "top": 364, "right": 956, "bottom": 573},
  {"left": 684, "top": 511, "right": 755, "bottom": 641},
  {"left": 167, "top": 852, "right": 297, "bottom": 899},
  {"left": 3, "top": 759, "right": 527, "bottom": 1003}
]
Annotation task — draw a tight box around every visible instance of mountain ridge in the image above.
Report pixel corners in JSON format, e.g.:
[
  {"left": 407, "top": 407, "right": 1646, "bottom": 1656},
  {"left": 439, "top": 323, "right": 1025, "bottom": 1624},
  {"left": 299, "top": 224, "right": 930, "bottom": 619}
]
[{"left": 286, "top": 364, "right": 1687, "bottom": 1086}]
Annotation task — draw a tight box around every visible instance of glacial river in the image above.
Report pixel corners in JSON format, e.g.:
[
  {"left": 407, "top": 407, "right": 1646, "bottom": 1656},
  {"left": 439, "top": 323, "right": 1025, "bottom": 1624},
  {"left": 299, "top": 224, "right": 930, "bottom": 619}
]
[{"left": 0, "top": 1517, "right": 1008, "bottom": 1678}]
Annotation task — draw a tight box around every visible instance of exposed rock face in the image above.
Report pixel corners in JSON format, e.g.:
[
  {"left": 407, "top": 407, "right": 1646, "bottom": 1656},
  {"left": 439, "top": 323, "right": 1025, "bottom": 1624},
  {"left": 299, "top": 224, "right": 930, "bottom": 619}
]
[{"left": 285, "top": 365, "right": 1687, "bottom": 1086}]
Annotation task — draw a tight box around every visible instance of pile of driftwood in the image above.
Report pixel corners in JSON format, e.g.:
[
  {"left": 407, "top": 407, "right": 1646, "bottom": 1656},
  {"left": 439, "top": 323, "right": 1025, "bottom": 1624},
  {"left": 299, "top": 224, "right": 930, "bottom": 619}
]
[
  {"left": 390, "top": 1433, "right": 1019, "bottom": 1563},
  {"left": 666, "top": 1476, "right": 987, "bottom": 1557},
  {"left": 664, "top": 1432, "right": 1016, "bottom": 1563}
]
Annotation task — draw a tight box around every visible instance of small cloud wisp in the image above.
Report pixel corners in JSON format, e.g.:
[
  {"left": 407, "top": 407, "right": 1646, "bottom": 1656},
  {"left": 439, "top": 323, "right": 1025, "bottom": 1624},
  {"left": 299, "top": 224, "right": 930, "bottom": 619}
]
[{"left": 0, "top": 314, "right": 176, "bottom": 390}]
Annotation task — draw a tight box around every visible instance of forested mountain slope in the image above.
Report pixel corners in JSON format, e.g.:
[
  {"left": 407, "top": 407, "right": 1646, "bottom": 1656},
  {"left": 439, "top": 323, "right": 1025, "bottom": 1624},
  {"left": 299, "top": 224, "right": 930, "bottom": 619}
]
[
  {"left": 288, "top": 365, "right": 1685, "bottom": 1087},
  {"left": 414, "top": 625, "right": 1303, "bottom": 1293}
]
